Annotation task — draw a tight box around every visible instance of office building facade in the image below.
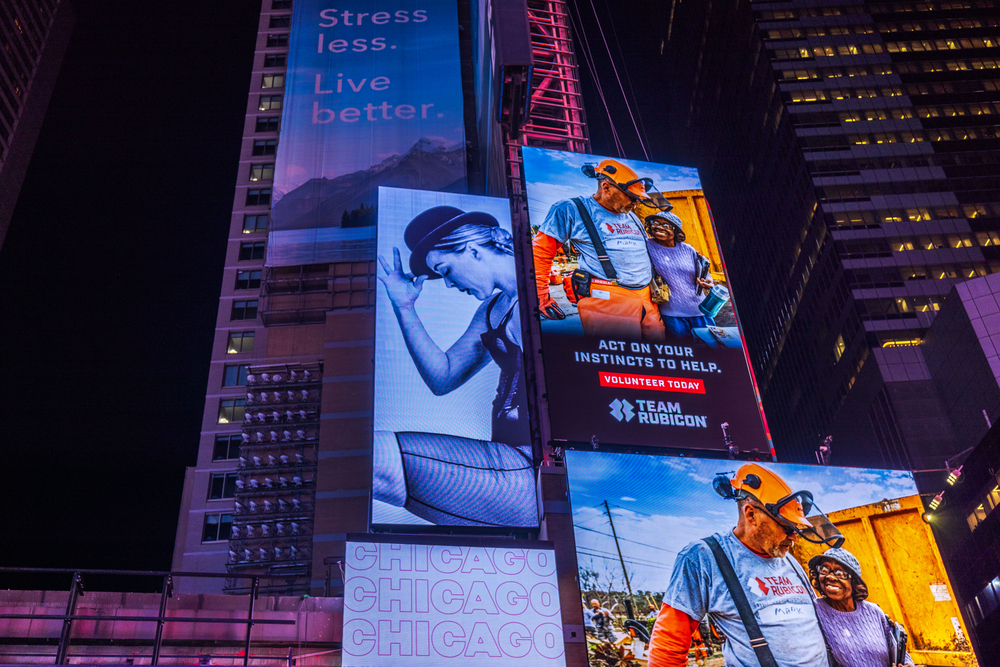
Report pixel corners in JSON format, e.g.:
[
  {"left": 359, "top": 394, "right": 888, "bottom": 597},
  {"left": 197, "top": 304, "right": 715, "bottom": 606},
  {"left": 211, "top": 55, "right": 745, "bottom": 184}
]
[{"left": 655, "top": 0, "right": 1000, "bottom": 469}]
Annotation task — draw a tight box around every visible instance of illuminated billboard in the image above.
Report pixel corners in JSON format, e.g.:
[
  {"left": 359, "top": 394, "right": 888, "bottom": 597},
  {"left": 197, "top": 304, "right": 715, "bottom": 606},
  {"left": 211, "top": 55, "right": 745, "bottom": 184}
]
[
  {"left": 343, "top": 539, "right": 565, "bottom": 665},
  {"left": 372, "top": 186, "right": 537, "bottom": 529},
  {"left": 564, "top": 450, "right": 975, "bottom": 666},
  {"left": 268, "top": 0, "right": 467, "bottom": 266},
  {"left": 523, "top": 147, "right": 769, "bottom": 453}
]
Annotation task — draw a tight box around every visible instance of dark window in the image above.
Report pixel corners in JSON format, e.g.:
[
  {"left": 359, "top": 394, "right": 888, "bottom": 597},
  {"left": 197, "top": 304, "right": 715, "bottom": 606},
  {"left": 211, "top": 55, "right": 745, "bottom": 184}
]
[
  {"left": 231, "top": 300, "right": 259, "bottom": 320},
  {"left": 250, "top": 164, "right": 275, "bottom": 182},
  {"left": 214, "top": 435, "right": 242, "bottom": 460},
  {"left": 255, "top": 116, "right": 279, "bottom": 133},
  {"left": 252, "top": 139, "right": 277, "bottom": 155},
  {"left": 264, "top": 54, "right": 286, "bottom": 68},
  {"left": 202, "top": 513, "right": 234, "bottom": 541},
  {"left": 266, "top": 34, "right": 288, "bottom": 48},
  {"left": 269, "top": 15, "right": 291, "bottom": 28},
  {"left": 236, "top": 270, "right": 262, "bottom": 290},
  {"left": 243, "top": 214, "right": 268, "bottom": 233},
  {"left": 272, "top": 0, "right": 291, "bottom": 8},
  {"left": 223, "top": 364, "right": 252, "bottom": 387},
  {"left": 239, "top": 241, "right": 266, "bottom": 260},
  {"left": 227, "top": 330, "right": 255, "bottom": 354},
  {"left": 246, "top": 189, "right": 271, "bottom": 206},
  {"left": 218, "top": 398, "right": 246, "bottom": 423},
  {"left": 258, "top": 95, "right": 282, "bottom": 111},
  {"left": 209, "top": 473, "right": 240, "bottom": 500}
]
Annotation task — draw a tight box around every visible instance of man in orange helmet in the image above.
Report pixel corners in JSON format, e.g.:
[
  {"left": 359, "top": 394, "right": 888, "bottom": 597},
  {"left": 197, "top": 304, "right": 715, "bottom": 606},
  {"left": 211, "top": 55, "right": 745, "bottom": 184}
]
[
  {"left": 532, "top": 159, "right": 667, "bottom": 341},
  {"left": 648, "top": 464, "right": 844, "bottom": 667}
]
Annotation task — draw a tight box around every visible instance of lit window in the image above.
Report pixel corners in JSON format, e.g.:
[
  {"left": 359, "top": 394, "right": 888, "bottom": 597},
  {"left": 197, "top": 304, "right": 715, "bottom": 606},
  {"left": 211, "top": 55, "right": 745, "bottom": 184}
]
[
  {"left": 262, "top": 73, "right": 285, "bottom": 89},
  {"left": 255, "top": 117, "right": 279, "bottom": 133},
  {"left": 252, "top": 139, "right": 277, "bottom": 156},
  {"left": 218, "top": 398, "right": 246, "bottom": 424},
  {"left": 834, "top": 335, "right": 845, "bottom": 362},
  {"left": 231, "top": 300, "right": 259, "bottom": 320},
  {"left": 239, "top": 241, "right": 266, "bottom": 260},
  {"left": 209, "top": 473, "right": 240, "bottom": 500},
  {"left": 236, "top": 270, "right": 262, "bottom": 290},
  {"left": 250, "top": 164, "right": 275, "bottom": 181},
  {"left": 243, "top": 214, "right": 268, "bottom": 234},
  {"left": 258, "top": 95, "right": 282, "bottom": 111},
  {"left": 227, "top": 330, "right": 255, "bottom": 354},
  {"left": 214, "top": 435, "right": 242, "bottom": 460},
  {"left": 246, "top": 189, "right": 271, "bottom": 206},
  {"left": 202, "top": 513, "right": 233, "bottom": 542}
]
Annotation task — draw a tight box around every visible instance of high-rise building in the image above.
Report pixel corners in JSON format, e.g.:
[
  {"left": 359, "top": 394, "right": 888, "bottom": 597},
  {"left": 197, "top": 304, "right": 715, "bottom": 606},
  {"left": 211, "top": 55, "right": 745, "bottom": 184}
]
[
  {"left": 0, "top": 0, "right": 73, "bottom": 251},
  {"left": 171, "top": 0, "right": 590, "bottom": 606},
  {"left": 652, "top": 0, "right": 1000, "bottom": 470}
]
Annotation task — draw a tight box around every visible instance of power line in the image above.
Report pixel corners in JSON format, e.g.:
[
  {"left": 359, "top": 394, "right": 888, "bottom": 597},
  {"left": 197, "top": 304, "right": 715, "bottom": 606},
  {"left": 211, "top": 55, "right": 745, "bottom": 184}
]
[
  {"left": 575, "top": 524, "right": 679, "bottom": 555},
  {"left": 585, "top": 0, "right": 649, "bottom": 159}
]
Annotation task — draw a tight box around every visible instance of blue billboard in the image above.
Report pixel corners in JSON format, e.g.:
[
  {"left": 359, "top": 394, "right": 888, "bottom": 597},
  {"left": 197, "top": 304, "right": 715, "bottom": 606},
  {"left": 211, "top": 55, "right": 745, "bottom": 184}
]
[
  {"left": 268, "top": 1, "right": 468, "bottom": 266},
  {"left": 371, "top": 186, "right": 537, "bottom": 529}
]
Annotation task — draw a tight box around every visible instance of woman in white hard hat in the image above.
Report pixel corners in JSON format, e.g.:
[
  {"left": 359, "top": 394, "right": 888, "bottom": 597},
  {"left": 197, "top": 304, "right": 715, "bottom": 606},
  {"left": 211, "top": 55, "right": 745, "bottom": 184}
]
[
  {"left": 373, "top": 206, "right": 534, "bottom": 527},
  {"left": 809, "top": 548, "right": 914, "bottom": 667}
]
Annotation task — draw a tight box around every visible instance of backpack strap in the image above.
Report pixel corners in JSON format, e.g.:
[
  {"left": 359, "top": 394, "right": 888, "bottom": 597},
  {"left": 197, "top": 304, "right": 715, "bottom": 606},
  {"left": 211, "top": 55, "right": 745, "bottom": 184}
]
[
  {"left": 703, "top": 536, "right": 779, "bottom": 667},
  {"left": 571, "top": 197, "right": 617, "bottom": 281}
]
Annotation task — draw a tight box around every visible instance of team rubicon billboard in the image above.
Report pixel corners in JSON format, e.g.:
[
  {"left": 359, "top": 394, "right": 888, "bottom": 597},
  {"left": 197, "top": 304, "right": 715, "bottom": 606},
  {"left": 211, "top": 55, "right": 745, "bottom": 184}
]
[
  {"left": 523, "top": 147, "right": 770, "bottom": 452},
  {"left": 268, "top": 0, "right": 467, "bottom": 266}
]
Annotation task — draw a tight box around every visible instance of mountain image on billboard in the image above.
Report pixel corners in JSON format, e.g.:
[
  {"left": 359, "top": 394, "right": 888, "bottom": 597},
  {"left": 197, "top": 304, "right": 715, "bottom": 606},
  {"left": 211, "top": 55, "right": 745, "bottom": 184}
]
[
  {"left": 268, "top": 0, "right": 467, "bottom": 266},
  {"left": 522, "top": 147, "right": 769, "bottom": 453},
  {"left": 371, "top": 186, "right": 537, "bottom": 529},
  {"left": 564, "top": 450, "right": 976, "bottom": 666}
]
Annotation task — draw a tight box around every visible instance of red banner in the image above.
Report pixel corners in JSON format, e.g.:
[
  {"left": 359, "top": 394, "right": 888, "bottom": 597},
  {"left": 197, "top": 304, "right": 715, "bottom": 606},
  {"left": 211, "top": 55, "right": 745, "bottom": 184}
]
[{"left": 598, "top": 372, "right": 705, "bottom": 394}]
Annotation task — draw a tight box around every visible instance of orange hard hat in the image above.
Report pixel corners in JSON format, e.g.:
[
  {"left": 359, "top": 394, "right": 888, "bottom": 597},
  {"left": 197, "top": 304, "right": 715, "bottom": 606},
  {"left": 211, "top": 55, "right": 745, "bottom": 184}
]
[
  {"left": 729, "top": 463, "right": 811, "bottom": 529},
  {"left": 595, "top": 159, "right": 649, "bottom": 198}
]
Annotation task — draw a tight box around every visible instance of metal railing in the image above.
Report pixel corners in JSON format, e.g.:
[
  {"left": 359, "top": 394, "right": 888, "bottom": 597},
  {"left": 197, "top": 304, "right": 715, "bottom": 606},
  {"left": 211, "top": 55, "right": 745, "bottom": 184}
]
[{"left": 0, "top": 568, "right": 304, "bottom": 666}]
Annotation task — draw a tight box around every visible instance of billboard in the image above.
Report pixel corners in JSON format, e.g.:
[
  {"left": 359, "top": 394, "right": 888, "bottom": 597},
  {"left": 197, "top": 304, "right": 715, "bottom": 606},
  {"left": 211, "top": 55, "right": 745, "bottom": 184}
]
[
  {"left": 343, "top": 540, "right": 565, "bottom": 666},
  {"left": 564, "top": 450, "right": 976, "bottom": 666},
  {"left": 268, "top": 0, "right": 467, "bottom": 266},
  {"left": 523, "top": 147, "right": 769, "bottom": 453},
  {"left": 372, "top": 186, "right": 537, "bottom": 529}
]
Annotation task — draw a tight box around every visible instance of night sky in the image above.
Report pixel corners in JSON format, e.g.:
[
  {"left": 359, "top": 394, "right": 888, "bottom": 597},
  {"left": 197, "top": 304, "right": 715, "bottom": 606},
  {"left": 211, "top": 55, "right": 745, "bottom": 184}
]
[
  {"left": 0, "top": 0, "right": 259, "bottom": 572},
  {"left": 0, "top": 0, "right": 661, "bottom": 576}
]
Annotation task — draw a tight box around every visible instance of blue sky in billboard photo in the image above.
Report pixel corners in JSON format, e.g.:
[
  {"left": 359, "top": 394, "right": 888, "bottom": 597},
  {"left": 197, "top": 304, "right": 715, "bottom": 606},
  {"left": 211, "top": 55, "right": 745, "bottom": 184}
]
[
  {"left": 521, "top": 147, "right": 703, "bottom": 228},
  {"left": 565, "top": 450, "right": 918, "bottom": 593}
]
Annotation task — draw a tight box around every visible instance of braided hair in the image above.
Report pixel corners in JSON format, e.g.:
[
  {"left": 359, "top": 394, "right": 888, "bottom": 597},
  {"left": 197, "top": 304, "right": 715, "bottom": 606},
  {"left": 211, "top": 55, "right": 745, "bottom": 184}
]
[{"left": 435, "top": 224, "right": 515, "bottom": 257}]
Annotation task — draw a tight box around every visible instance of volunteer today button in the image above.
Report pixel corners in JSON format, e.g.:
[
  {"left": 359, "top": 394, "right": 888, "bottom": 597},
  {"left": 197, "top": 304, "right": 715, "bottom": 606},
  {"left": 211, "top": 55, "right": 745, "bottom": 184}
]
[{"left": 598, "top": 372, "right": 706, "bottom": 394}]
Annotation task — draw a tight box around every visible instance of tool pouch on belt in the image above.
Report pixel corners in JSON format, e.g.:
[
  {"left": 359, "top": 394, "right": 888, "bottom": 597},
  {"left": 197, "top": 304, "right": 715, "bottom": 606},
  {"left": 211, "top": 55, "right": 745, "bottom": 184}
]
[
  {"left": 568, "top": 197, "right": 619, "bottom": 302},
  {"left": 569, "top": 269, "right": 590, "bottom": 301}
]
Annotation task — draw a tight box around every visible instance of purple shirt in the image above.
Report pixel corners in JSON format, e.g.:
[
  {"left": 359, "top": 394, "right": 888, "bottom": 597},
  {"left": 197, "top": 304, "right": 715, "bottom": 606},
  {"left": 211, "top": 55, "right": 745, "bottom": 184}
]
[{"left": 814, "top": 599, "right": 914, "bottom": 667}]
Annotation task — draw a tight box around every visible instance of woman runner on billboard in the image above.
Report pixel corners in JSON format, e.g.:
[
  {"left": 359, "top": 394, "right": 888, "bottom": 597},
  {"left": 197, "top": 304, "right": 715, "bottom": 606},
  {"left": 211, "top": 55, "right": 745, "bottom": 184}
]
[{"left": 373, "top": 206, "right": 535, "bottom": 527}]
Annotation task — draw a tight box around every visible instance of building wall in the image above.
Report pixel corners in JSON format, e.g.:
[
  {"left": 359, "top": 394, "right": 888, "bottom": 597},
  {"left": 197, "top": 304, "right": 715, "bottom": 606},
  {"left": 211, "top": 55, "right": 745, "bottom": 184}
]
[{"left": 657, "top": 0, "right": 1000, "bottom": 468}]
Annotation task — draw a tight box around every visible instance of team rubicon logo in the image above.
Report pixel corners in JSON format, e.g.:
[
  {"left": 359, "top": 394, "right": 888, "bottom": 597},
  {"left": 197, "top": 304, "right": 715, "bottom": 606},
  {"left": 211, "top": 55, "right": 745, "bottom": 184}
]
[
  {"left": 749, "top": 575, "right": 806, "bottom": 597},
  {"left": 609, "top": 399, "right": 635, "bottom": 422}
]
